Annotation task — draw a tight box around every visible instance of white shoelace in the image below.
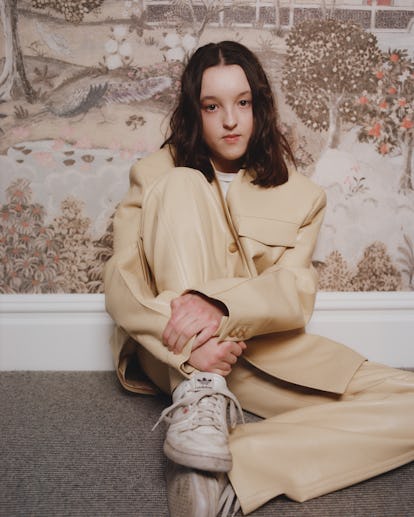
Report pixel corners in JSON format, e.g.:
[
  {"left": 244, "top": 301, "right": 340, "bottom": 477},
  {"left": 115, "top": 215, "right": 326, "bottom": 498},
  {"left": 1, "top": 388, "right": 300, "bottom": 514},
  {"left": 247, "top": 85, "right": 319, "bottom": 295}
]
[{"left": 152, "top": 387, "right": 244, "bottom": 431}]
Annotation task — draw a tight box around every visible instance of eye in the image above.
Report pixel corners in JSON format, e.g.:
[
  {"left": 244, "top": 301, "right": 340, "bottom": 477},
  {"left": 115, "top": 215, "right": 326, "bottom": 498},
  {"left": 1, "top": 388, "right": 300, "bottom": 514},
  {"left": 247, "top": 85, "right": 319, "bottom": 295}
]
[
  {"left": 239, "top": 99, "right": 252, "bottom": 108},
  {"left": 203, "top": 103, "right": 217, "bottom": 112}
]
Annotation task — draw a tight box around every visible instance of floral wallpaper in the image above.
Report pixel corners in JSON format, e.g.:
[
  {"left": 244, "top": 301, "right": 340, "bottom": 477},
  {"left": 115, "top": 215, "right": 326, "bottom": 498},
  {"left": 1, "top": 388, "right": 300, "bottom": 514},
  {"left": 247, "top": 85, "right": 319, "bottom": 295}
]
[{"left": 0, "top": 0, "right": 413, "bottom": 294}]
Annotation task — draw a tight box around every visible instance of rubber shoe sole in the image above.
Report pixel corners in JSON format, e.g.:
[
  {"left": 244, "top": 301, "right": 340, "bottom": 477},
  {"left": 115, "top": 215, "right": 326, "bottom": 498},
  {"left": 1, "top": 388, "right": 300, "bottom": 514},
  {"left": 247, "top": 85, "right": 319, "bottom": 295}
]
[{"left": 164, "top": 439, "right": 232, "bottom": 472}]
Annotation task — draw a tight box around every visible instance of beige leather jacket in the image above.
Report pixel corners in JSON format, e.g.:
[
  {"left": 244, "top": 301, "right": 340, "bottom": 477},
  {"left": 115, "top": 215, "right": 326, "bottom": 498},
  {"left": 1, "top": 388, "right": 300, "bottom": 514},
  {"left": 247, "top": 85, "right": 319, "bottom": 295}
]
[{"left": 104, "top": 148, "right": 364, "bottom": 395}]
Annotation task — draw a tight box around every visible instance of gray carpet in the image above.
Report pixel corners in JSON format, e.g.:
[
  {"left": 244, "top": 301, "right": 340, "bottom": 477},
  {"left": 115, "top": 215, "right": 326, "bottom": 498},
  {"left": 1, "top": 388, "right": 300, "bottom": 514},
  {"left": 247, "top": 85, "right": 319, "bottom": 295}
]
[{"left": 0, "top": 371, "right": 413, "bottom": 517}]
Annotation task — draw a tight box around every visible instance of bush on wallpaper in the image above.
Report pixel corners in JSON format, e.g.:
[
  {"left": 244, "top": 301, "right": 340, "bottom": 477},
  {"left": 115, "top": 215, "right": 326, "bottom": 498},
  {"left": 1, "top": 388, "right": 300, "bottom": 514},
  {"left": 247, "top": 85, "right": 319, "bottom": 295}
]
[
  {"left": 0, "top": 177, "right": 113, "bottom": 293},
  {"left": 0, "top": 1, "right": 413, "bottom": 293}
]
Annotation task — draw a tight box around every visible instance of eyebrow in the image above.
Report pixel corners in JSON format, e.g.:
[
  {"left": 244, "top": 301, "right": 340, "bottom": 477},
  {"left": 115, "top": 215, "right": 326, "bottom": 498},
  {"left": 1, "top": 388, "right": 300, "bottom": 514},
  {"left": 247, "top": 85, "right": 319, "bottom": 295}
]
[{"left": 200, "top": 90, "right": 252, "bottom": 102}]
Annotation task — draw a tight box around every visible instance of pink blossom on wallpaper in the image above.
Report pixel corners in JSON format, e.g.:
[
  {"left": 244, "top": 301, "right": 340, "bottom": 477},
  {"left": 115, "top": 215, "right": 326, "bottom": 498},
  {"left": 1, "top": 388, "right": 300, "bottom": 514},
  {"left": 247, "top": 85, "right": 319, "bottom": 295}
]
[
  {"left": 119, "top": 147, "right": 136, "bottom": 160},
  {"left": 131, "top": 141, "right": 149, "bottom": 153},
  {"left": 12, "top": 126, "right": 31, "bottom": 139},
  {"left": 80, "top": 163, "right": 92, "bottom": 172},
  {"left": 368, "top": 122, "right": 381, "bottom": 137},
  {"left": 52, "top": 139, "right": 66, "bottom": 151},
  {"left": 59, "top": 125, "right": 76, "bottom": 139},
  {"left": 379, "top": 142, "right": 389, "bottom": 154},
  {"left": 108, "top": 141, "right": 121, "bottom": 152},
  {"left": 74, "top": 138, "right": 92, "bottom": 149},
  {"left": 401, "top": 118, "right": 413, "bottom": 129},
  {"left": 33, "top": 152, "right": 56, "bottom": 167}
]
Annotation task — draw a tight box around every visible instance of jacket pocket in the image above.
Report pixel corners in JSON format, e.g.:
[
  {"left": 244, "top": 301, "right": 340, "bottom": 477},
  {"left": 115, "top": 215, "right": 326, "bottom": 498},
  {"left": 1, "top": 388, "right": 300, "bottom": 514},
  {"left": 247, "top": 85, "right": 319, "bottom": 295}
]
[
  {"left": 237, "top": 216, "right": 298, "bottom": 247},
  {"left": 236, "top": 216, "right": 299, "bottom": 274}
]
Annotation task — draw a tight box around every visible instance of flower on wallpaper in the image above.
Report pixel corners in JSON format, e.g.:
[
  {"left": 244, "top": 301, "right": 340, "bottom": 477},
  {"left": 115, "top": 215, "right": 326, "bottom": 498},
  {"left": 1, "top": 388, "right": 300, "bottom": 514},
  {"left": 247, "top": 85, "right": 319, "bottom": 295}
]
[
  {"left": 103, "top": 25, "right": 133, "bottom": 70},
  {"left": 344, "top": 175, "right": 369, "bottom": 198},
  {"left": 163, "top": 32, "right": 197, "bottom": 62},
  {"left": 52, "top": 139, "right": 66, "bottom": 151},
  {"left": 74, "top": 137, "right": 93, "bottom": 149},
  {"left": 32, "top": 151, "right": 56, "bottom": 167},
  {"left": 123, "top": 0, "right": 143, "bottom": 18},
  {"left": 12, "top": 126, "right": 31, "bottom": 139}
]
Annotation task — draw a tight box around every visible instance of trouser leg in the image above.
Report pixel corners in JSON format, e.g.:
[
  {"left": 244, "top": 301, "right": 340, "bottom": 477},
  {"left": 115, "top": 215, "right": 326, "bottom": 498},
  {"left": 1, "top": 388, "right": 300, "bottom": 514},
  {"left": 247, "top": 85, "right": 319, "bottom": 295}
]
[
  {"left": 227, "top": 360, "right": 414, "bottom": 514},
  {"left": 138, "top": 168, "right": 240, "bottom": 392}
]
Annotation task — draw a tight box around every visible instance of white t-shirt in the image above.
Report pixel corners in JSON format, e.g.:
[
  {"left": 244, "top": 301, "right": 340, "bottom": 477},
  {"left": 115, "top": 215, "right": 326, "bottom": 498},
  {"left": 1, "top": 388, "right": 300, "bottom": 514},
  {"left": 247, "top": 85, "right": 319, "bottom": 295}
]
[{"left": 215, "top": 170, "right": 237, "bottom": 197}]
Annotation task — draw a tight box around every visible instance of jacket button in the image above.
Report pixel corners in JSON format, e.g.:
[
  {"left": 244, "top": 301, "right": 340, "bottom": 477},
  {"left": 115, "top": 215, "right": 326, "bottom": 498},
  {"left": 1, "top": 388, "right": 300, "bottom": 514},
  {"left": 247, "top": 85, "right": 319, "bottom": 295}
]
[{"left": 228, "top": 242, "right": 238, "bottom": 253}]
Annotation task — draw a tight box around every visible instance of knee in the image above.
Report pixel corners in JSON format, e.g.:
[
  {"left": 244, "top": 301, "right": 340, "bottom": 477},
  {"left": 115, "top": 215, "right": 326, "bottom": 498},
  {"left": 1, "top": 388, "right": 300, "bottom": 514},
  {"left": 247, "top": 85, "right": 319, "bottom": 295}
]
[
  {"left": 147, "top": 167, "right": 211, "bottom": 210},
  {"left": 161, "top": 166, "right": 209, "bottom": 192}
]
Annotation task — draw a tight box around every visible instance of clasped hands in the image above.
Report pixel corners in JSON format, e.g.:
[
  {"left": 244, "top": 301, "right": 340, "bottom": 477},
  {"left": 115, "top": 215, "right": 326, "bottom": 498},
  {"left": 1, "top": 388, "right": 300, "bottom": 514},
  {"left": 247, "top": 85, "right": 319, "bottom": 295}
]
[{"left": 162, "top": 292, "right": 246, "bottom": 376}]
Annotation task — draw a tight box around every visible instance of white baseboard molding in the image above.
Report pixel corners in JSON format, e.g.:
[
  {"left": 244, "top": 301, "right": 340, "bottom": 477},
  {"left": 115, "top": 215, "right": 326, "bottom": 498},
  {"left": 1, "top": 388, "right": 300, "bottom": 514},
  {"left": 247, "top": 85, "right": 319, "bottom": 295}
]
[{"left": 0, "top": 292, "right": 413, "bottom": 371}]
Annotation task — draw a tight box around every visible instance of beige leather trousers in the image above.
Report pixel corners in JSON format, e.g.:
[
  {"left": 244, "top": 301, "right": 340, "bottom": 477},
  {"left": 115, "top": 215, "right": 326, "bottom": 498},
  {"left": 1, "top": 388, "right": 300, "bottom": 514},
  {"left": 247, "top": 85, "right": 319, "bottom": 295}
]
[
  {"left": 139, "top": 168, "right": 414, "bottom": 515},
  {"left": 227, "top": 360, "right": 414, "bottom": 513}
]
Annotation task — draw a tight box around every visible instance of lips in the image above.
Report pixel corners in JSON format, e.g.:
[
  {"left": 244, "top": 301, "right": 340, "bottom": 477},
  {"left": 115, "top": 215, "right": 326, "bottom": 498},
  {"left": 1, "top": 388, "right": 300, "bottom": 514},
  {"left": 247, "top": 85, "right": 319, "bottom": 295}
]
[{"left": 223, "top": 134, "right": 241, "bottom": 143}]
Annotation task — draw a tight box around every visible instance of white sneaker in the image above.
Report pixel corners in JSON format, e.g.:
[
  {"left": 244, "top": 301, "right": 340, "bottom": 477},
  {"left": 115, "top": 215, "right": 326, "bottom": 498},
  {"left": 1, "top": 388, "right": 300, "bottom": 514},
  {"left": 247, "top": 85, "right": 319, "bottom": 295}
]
[
  {"left": 166, "top": 460, "right": 241, "bottom": 517},
  {"left": 154, "top": 372, "right": 243, "bottom": 472}
]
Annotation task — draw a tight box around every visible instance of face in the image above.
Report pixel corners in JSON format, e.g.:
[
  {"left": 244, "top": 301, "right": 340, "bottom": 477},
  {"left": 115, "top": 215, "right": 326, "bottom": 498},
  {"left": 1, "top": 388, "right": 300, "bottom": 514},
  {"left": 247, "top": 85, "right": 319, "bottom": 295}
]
[{"left": 199, "top": 64, "right": 253, "bottom": 173}]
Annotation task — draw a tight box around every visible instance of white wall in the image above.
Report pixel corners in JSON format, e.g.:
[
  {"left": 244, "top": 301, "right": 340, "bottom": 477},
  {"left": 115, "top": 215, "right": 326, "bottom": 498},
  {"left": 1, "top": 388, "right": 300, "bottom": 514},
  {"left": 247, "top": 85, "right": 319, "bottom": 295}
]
[{"left": 0, "top": 292, "right": 413, "bottom": 371}]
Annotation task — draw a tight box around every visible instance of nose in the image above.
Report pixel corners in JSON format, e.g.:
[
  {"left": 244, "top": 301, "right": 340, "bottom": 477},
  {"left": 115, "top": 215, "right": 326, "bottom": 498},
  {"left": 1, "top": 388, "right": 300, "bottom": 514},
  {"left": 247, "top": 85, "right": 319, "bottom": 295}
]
[{"left": 222, "top": 107, "right": 237, "bottom": 130}]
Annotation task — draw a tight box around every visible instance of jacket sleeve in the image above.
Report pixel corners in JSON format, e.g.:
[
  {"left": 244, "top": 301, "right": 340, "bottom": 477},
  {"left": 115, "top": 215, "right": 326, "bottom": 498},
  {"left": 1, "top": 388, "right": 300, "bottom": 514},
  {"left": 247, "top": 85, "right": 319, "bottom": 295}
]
[
  {"left": 186, "top": 189, "right": 327, "bottom": 342},
  {"left": 103, "top": 162, "right": 193, "bottom": 374}
]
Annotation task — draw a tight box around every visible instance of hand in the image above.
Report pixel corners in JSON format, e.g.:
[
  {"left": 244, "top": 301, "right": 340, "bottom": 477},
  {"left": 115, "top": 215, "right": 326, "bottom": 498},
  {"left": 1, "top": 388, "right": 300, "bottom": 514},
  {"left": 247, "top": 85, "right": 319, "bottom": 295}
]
[
  {"left": 188, "top": 338, "right": 246, "bottom": 377},
  {"left": 162, "top": 293, "right": 226, "bottom": 354}
]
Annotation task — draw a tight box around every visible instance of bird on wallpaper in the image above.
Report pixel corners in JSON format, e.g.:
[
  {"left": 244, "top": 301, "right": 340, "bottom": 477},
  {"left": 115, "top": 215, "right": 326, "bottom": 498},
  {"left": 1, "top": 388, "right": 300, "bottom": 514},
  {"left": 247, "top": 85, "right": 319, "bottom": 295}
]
[{"left": 42, "top": 70, "right": 172, "bottom": 119}]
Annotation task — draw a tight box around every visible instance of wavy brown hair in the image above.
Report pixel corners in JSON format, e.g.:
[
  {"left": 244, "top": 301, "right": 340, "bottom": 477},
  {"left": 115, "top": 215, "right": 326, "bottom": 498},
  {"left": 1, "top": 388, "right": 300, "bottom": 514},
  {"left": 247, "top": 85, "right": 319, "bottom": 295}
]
[{"left": 163, "top": 41, "right": 295, "bottom": 187}]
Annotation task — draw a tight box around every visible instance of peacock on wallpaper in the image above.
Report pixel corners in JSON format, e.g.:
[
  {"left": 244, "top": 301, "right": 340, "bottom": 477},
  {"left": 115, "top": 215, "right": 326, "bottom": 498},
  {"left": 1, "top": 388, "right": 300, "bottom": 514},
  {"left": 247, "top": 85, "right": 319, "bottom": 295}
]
[{"left": 0, "top": 0, "right": 413, "bottom": 294}]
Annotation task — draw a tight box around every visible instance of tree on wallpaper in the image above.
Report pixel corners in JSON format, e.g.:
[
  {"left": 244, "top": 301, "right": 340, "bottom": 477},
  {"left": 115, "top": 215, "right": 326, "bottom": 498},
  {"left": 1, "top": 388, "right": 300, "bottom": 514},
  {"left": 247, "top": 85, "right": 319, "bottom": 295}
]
[
  {"left": 314, "top": 244, "right": 402, "bottom": 292},
  {"left": 0, "top": 0, "right": 36, "bottom": 101},
  {"left": 398, "top": 234, "right": 414, "bottom": 290},
  {"left": 160, "top": 0, "right": 243, "bottom": 51},
  {"left": 282, "top": 18, "right": 382, "bottom": 149},
  {"left": 31, "top": 0, "right": 105, "bottom": 24},
  {"left": 0, "top": 1, "right": 105, "bottom": 102},
  {"left": 356, "top": 49, "right": 414, "bottom": 192}
]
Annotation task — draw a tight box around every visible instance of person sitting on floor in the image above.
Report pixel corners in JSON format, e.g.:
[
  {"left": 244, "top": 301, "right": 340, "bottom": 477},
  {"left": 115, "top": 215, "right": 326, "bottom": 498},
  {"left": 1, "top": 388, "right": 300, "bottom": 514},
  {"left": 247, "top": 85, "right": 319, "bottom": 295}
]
[{"left": 104, "top": 40, "right": 414, "bottom": 516}]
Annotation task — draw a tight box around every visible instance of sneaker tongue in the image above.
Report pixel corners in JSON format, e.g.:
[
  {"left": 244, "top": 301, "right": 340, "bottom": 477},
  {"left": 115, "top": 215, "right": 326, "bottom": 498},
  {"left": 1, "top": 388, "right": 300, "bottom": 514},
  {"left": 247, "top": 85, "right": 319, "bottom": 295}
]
[{"left": 193, "top": 375, "right": 215, "bottom": 391}]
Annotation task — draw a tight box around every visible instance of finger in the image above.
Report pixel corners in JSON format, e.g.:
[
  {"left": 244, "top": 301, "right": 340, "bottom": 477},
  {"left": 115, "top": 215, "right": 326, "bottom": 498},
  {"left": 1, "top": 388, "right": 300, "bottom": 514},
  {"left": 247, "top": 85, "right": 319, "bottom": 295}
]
[
  {"left": 170, "top": 296, "right": 185, "bottom": 310},
  {"left": 192, "top": 325, "right": 217, "bottom": 350},
  {"left": 163, "top": 321, "right": 189, "bottom": 351},
  {"left": 226, "top": 353, "right": 238, "bottom": 365},
  {"left": 170, "top": 317, "right": 207, "bottom": 353},
  {"left": 172, "top": 331, "right": 194, "bottom": 354},
  {"left": 162, "top": 323, "right": 173, "bottom": 346},
  {"left": 212, "top": 364, "right": 232, "bottom": 376},
  {"left": 164, "top": 314, "right": 197, "bottom": 350},
  {"left": 232, "top": 342, "right": 246, "bottom": 356}
]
